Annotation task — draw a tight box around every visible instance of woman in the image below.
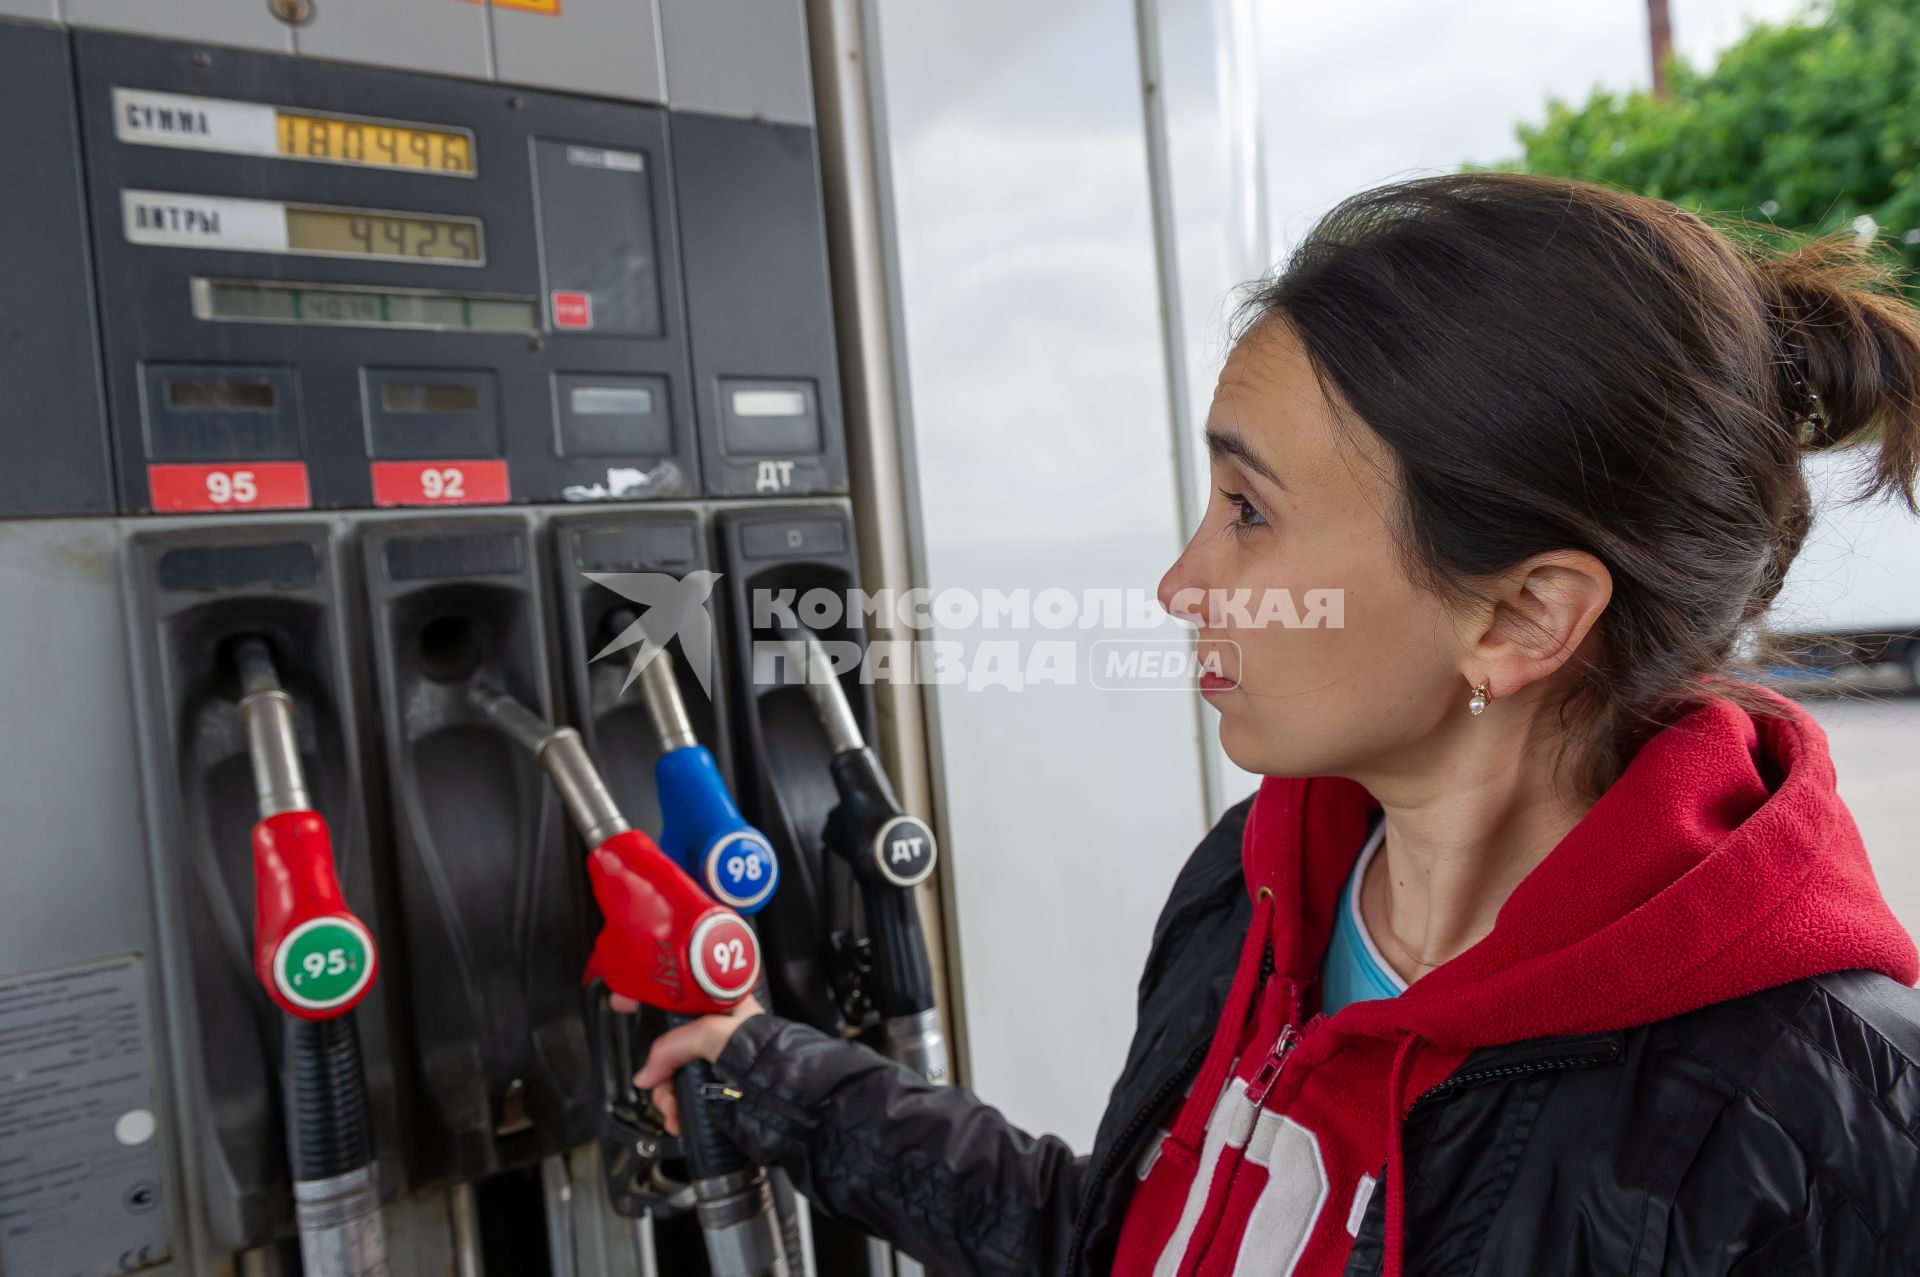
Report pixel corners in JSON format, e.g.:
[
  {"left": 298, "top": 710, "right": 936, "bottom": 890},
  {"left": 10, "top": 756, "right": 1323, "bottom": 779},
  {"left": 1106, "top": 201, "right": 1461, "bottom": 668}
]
[{"left": 628, "top": 174, "right": 1920, "bottom": 1275}]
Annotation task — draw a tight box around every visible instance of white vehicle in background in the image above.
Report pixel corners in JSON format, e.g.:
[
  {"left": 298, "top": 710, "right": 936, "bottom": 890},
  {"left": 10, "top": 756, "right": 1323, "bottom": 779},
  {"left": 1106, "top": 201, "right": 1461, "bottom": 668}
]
[{"left": 1763, "top": 445, "right": 1920, "bottom": 691}]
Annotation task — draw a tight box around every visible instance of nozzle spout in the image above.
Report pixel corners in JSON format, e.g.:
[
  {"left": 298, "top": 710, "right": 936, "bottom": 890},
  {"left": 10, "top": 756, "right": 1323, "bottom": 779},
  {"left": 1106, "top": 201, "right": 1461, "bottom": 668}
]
[
  {"left": 467, "top": 682, "right": 630, "bottom": 847},
  {"left": 234, "top": 636, "right": 310, "bottom": 817},
  {"left": 604, "top": 607, "right": 699, "bottom": 754},
  {"left": 467, "top": 680, "right": 558, "bottom": 754},
  {"left": 780, "top": 627, "right": 864, "bottom": 755}
]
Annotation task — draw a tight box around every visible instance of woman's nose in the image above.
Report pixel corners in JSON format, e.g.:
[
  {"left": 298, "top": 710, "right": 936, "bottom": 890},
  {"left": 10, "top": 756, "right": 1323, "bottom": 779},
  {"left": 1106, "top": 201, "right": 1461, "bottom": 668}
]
[{"left": 1158, "top": 546, "right": 1204, "bottom": 623}]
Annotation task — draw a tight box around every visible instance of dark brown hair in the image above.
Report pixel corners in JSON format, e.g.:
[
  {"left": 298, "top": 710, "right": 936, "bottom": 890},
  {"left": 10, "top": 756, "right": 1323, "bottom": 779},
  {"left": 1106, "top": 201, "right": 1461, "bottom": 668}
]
[{"left": 1241, "top": 172, "right": 1920, "bottom": 796}]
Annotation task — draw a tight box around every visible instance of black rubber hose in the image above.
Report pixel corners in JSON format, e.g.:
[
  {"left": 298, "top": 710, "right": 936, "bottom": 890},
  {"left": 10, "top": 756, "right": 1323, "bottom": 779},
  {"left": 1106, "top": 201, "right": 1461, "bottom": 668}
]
[{"left": 283, "top": 1013, "right": 375, "bottom": 1182}]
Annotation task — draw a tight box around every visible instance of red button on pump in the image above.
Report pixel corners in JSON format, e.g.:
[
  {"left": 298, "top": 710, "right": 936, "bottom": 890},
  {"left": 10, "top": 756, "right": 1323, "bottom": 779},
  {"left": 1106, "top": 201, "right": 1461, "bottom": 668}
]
[
  {"left": 689, "top": 913, "right": 760, "bottom": 1003},
  {"left": 550, "top": 290, "right": 592, "bottom": 330}
]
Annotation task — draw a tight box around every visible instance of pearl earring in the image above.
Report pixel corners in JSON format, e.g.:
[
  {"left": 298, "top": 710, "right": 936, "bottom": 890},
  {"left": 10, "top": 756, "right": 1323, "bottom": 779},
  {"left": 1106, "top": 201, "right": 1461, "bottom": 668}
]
[{"left": 1467, "top": 680, "right": 1492, "bottom": 716}]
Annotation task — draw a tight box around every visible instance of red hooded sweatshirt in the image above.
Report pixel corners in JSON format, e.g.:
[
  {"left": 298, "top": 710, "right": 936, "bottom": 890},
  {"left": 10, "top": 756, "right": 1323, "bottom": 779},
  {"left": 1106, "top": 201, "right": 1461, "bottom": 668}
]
[{"left": 1111, "top": 684, "right": 1918, "bottom": 1277}]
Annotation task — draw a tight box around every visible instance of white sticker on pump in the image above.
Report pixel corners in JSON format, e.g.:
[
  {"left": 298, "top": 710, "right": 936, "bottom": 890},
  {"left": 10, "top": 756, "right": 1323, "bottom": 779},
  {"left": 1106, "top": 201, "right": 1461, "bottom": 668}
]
[
  {"left": 122, "top": 189, "right": 290, "bottom": 253},
  {"left": 113, "top": 88, "right": 279, "bottom": 155}
]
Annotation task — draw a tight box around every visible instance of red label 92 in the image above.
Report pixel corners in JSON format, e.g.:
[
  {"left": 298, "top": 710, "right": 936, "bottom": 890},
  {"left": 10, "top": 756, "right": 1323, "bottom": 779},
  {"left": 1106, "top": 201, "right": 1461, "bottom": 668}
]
[{"left": 369, "top": 460, "right": 511, "bottom": 507}]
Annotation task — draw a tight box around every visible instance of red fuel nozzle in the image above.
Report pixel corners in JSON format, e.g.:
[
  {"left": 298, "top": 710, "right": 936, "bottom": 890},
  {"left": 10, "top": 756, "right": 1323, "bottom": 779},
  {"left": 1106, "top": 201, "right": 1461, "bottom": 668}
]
[
  {"left": 583, "top": 829, "right": 760, "bottom": 1014},
  {"left": 464, "top": 682, "right": 760, "bottom": 1014},
  {"left": 236, "top": 638, "right": 379, "bottom": 1021},
  {"left": 252, "top": 809, "right": 379, "bottom": 1019}
]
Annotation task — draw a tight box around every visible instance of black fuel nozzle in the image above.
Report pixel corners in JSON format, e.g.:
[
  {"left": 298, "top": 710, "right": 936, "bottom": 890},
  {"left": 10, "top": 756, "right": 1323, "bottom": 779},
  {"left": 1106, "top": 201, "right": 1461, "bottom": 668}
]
[{"left": 779, "top": 627, "right": 948, "bottom": 1084}]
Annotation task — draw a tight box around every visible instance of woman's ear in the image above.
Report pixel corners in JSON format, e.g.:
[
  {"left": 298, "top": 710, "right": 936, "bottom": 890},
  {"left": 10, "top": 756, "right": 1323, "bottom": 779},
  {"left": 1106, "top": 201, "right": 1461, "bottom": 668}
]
[{"left": 1461, "top": 549, "right": 1612, "bottom": 698}]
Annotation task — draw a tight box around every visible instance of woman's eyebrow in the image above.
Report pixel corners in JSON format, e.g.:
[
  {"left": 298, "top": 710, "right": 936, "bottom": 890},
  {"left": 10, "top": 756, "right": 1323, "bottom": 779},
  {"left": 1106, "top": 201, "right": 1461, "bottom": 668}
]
[{"left": 1204, "top": 425, "right": 1289, "bottom": 492}]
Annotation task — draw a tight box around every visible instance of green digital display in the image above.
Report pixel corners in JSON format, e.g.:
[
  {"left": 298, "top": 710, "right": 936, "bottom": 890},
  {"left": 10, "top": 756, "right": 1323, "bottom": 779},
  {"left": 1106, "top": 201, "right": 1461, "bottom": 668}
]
[{"left": 192, "top": 279, "right": 538, "bottom": 333}]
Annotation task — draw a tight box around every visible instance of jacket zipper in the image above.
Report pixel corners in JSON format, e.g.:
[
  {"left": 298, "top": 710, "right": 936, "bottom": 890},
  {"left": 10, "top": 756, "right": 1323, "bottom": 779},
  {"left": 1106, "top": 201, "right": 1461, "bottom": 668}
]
[
  {"left": 1068, "top": 956, "right": 1314, "bottom": 1273},
  {"left": 1244, "top": 1017, "right": 1311, "bottom": 1109},
  {"left": 1402, "top": 1043, "right": 1622, "bottom": 1117},
  {"left": 1064, "top": 1038, "right": 1210, "bottom": 1276}
]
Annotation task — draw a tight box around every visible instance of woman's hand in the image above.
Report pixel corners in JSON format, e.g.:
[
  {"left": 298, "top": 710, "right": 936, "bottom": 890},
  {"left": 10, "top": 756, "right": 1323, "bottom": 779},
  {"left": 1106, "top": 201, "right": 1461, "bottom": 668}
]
[{"left": 608, "top": 992, "right": 766, "bottom": 1136}]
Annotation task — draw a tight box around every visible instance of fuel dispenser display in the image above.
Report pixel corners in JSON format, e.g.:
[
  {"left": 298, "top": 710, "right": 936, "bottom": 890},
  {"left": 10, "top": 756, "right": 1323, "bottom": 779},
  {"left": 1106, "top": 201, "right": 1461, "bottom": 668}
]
[
  {"left": 1, "top": 5, "right": 945, "bottom": 1274},
  {"left": 75, "top": 31, "right": 701, "bottom": 513}
]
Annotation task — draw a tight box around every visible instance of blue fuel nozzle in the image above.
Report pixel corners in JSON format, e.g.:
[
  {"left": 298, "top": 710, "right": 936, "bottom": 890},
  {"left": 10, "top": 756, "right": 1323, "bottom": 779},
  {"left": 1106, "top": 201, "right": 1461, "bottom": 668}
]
[
  {"left": 605, "top": 603, "right": 782, "bottom": 914},
  {"left": 654, "top": 743, "right": 780, "bottom": 914}
]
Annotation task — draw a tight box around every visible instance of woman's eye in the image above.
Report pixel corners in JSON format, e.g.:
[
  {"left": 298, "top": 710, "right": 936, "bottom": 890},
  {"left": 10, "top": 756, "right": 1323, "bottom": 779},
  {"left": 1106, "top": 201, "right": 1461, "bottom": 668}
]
[{"left": 1218, "top": 488, "right": 1266, "bottom": 536}]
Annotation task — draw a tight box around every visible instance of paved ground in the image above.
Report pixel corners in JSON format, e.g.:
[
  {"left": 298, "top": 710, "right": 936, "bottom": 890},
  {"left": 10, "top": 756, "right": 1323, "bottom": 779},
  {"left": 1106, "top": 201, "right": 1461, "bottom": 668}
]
[{"left": 1797, "top": 692, "right": 1920, "bottom": 937}]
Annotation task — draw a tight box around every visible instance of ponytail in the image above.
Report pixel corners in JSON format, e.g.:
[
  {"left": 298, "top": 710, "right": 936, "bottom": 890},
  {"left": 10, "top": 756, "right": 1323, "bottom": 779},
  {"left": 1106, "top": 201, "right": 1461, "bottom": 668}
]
[{"left": 1755, "top": 233, "right": 1920, "bottom": 508}]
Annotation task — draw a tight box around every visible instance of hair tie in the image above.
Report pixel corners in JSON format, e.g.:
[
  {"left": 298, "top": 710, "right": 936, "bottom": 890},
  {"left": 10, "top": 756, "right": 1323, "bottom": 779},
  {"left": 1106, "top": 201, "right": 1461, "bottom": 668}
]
[{"left": 1780, "top": 337, "right": 1826, "bottom": 443}]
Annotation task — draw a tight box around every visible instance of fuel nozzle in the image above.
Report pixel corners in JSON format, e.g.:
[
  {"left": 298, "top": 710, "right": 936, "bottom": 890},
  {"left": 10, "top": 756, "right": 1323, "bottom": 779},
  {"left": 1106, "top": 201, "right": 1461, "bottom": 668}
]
[
  {"left": 229, "top": 636, "right": 387, "bottom": 1276},
  {"left": 781, "top": 628, "right": 939, "bottom": 892},
  {"left": 469, "top": 678, "right": 789, "bottom": 1277},
  {"left": 464, "top": 680, "right": 760, "bottom": 1013},
  {"left": 606, "top": 607, "right": 780, "bottom": 915},
  {"left": 232, "top": 636, "right": 378, "bottom": 1021},
  {"left": 780, "top": 627, "right": 948, "bottom": 1084}
]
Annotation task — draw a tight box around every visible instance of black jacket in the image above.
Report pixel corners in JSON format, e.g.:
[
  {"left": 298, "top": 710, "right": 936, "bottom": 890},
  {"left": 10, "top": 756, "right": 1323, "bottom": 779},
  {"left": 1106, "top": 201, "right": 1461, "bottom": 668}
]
[{"left": 711, "top": 797, "right": 1920, "bottom": 1276}]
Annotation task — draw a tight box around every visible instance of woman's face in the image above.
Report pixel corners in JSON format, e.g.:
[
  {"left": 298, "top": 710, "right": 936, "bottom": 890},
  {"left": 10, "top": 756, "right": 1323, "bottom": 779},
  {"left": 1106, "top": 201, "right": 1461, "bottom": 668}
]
[{"left": 1157, "top": 321, "right": 1472, "bottom": 778}]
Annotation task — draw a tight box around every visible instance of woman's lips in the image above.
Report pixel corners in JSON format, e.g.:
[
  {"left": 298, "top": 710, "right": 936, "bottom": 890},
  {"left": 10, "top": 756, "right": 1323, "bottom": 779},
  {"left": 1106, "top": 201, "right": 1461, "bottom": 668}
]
[{"left": 1199, "top": 670, "right": 1238, "bottom": 693}]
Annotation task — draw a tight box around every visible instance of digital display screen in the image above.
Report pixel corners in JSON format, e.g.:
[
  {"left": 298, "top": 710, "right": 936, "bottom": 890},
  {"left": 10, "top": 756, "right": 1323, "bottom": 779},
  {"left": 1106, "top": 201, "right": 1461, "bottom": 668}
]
[
  {"left": 283, "top": 207, "right": 482, "bottom": 263},
  {"left": 732, "top": 389, "right": 810, "bottom": 417},
  {"left": 382, "top": 382, "right": 483, "bottom": 414},
  {"left": 114, "top": 88, "right": 477, "bottom": 177},
  {"left": 165, "top": 378, "right": 277, "bottom": 412},
  {"left": 277, "top": 112, "right": 474, "bottom": 174},
  {"left": 570, "top": 386, "right": 656, "bottom": 416},
  {"left": 193, "top": 279, "right": 538, "bottom": 333}
]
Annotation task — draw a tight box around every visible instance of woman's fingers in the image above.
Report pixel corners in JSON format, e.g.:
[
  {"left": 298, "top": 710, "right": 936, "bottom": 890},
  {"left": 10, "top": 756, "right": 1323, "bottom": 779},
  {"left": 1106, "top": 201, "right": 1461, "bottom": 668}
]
[
  {"left": 628, "top": 994, "right": 766, "bottom": 1099},
  {"left": 651, "top": 1082, "right": 679, "bottom": 1137},
  {"left": 633, "top": 1018, "right": 717, "bottom": 1090}
]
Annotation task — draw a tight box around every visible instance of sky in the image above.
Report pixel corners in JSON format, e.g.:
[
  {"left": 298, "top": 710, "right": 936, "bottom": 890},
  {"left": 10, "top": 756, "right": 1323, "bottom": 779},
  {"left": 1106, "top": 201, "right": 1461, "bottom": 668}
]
[{"left": 1260, "top": 0, "right": 1809, "bottom": 255}]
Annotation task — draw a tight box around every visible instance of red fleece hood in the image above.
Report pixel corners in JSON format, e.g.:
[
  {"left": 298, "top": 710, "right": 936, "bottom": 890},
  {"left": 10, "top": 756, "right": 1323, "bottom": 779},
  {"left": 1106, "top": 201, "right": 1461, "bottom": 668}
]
[
  {"left": 1245, "top": 681, "right": 1916, "bottom": 1045},
  {"left": 1237, "top": 681, "right": 1916, "bottom": 1277}
]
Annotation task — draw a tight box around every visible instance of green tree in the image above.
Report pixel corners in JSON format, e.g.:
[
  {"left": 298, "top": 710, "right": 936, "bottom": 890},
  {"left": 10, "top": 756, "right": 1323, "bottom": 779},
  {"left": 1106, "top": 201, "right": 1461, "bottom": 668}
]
[{"left": 1502, "top": 0, "right": 1920, "bottom": 281}]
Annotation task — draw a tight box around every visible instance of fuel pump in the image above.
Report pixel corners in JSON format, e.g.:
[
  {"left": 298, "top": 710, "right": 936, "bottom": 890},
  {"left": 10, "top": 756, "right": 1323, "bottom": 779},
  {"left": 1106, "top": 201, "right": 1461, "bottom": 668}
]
[
  {"left": 782, "top": 629, "right": 947, "bottom": 1085},
  {"left": 465, "top": 682, "right": 793, "bottom": 1277},
  {"left": 233, "top": 636, "right": 388, "bottom": 1276}
]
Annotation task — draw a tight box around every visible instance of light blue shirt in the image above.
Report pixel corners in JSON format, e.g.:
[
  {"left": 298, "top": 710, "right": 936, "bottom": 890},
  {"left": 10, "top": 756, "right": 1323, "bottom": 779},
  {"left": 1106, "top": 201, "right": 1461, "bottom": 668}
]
[{"left": 1320, "top": 816, "right": 1408, "bottom": 1016}]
